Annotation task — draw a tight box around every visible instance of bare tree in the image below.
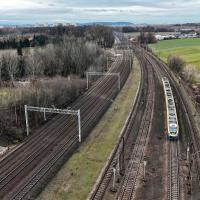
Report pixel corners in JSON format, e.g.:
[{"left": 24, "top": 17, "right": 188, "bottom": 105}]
[
  {"left": 167, "top": 55, "right": 185, "bottom": 73},
  {"left": 2, "top": 53, "right": 19, "bottom": 86},
  {"left": 183, "top": 64, "right": 199, "bottom": 84},
  {"left": 25, "top": 50, "right": 43, "bottom": 77}
]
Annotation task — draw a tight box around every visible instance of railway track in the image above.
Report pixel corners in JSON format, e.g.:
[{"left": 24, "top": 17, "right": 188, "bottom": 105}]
[
  {"left": 116, "top": 58, "right": 155, "bottom": 200},
  {"left": 135, "top": 46, "right": 200, "bottom": 199},
  {"left": 150, "top": 52, "right": 200, "bottom": 184},
  {"left": 168, "top": 142, "right": 180, "bottom": 200},
  {"left": 89, "top": 50, "right": 155, "bottom": 200},
  {"left": 137, "top": 48, "right": 182, "bottom": 200},
  {"left": 0, "top": 48, "right": 131, "bottom": 199},
  {"left": 91, "top": 44, "right": 198, "bottom": 200}
]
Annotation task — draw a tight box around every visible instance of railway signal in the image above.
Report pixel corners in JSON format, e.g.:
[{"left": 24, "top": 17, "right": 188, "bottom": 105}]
[{"left": 24, "top": 105, "right": 82, "bottom": 142}]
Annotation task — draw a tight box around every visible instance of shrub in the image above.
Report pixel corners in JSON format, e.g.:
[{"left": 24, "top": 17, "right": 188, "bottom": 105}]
[
  {"left": 167, "top": 55, "right": 185, "bottom": 73},
  {"left": 183, "top": 64, "right": 200, "bottom": 84}
]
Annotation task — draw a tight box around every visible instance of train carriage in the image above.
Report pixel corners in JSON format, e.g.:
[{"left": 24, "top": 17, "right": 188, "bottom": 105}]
[{"left": 162, "top": 77, "right": 179, "bottom": 140}]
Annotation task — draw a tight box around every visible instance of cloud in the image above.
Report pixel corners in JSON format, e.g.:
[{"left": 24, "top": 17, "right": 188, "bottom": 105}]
[
  {"left": 0, "top": 0, "right": 200, "bottom": 24},
  {"left": 0, "top": 0, "right": 43, "bottom": 10}
]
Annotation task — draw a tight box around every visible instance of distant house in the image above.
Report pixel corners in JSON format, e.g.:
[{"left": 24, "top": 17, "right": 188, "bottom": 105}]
[
  {"left": 155, "top": 34, "right": 176, "bottom": 40},
  {"left": 180, "top": 29, "right": 194, "bottom": 34}
]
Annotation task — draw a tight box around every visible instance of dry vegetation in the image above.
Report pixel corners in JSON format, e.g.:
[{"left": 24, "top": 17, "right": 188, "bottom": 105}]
[
  {"left": 37, "top": 58, "right": 141, "bottom": 200},
  {"left": 0, "top": 34, "right": 108, "bottom": 144},
  {"left": 0, "top": 76, "right": 86, "bottom": 143}
]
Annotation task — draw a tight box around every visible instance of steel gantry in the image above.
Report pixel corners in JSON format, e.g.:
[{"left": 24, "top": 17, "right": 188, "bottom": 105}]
[
  {"left": 24, "top": 105, "right": 82, "bottom": 142},
  {"left": 86, "top": 72, "right": 121, "bottom": 90}
]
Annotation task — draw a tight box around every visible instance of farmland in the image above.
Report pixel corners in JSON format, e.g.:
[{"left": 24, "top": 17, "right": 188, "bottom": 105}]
[{"left": 149, "top": 38, "right": 200, "bottom": 71}]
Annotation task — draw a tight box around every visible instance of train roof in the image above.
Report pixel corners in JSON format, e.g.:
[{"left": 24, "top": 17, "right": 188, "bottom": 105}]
[{"left": 162, "top": 77, "right": 178, "bottom": 128}]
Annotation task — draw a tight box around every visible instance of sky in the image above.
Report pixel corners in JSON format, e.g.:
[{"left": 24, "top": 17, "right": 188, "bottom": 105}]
[{"left": 0, "top": 0, "right": 200, "bottom": 25}]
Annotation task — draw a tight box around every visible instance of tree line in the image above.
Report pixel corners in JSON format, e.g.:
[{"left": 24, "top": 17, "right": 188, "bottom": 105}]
[
  {"left": 122, "top": 26, "right": 175, "bottom": 33},
  {"left": 0, "top": 30, "right": 109, "bottom": 141},
  {"left": 0, "top": 35, "right": 106, "bottom": 86},
  {"left": 0, "top": 25, "right": 115, "bottom": 49},
  {"left": 0, "top": 35, "right": 48, "bottom": 49}
]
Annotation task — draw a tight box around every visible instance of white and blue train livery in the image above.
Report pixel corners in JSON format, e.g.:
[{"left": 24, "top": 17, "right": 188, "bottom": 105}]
[{"left": 162, "top": 77, "right": 179, "bottom": 140}]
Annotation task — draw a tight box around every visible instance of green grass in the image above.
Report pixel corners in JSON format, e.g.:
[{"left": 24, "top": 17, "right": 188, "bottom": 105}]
[
  {"left": 37, "top": 59, "right": 141, "bottom": 200},
  {"left": 149, "top": 38, "right": 200, "bottom": 70},
  {"left": 150, "top": 38, "right": 200, "bottom": 134},
  {"left": 0, "top": 88, "right": 15, "bottom": 106}
]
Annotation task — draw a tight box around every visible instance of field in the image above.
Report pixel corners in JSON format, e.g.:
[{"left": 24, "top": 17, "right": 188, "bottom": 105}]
[{"left": 149, "top": 38, "right": 200, "bottom": 71}]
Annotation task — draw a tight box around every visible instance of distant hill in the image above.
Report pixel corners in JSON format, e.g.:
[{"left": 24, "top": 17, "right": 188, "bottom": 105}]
[{"left": 77, "top": 22, "right": 135, "bottom": 27}]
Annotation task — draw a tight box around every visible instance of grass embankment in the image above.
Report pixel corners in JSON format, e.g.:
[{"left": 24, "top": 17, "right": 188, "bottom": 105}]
[
  {"left": 149, "top": 38, "right": 200, "bottom": 71},
  {"left": 37, "top": 58, "right": 141, "bottom": 200},
  {"left": 150, "top": 38, "right": 200, "bottom": 135}
]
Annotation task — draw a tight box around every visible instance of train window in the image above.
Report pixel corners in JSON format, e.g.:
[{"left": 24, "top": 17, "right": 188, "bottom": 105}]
[
  {"left": 169, "top": 113, "right": 175, "bottom": 116},
  {"left": 169, "top": 117, "right": 176, "bottom": 121}
]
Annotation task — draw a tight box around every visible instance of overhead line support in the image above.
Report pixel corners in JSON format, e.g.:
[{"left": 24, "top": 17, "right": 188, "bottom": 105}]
[{"left": 24, "top": 105, "right": 82, "bottom": 142}]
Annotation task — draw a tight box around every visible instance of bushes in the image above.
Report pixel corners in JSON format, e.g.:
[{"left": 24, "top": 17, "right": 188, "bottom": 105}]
[
  {"left": 138, "top": 32, "right": 157, "bottom": 44},
  {"left": 182, "top": 64, "right": 200, "bottom": 84},
  {"left": 167, "top": 54, "right": 199, "bottom": 84},
  {"left": 0, "top": 76, "right": 86, "bottom": 140},
  {"left": 167, "top": 55, "right": 185, "bottom": 73},
  {"left": 0, "top": 35, "right": 107, "bottom": 141}
]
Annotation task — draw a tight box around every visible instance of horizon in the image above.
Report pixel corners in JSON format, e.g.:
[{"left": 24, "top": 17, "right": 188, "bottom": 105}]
[
  {"left": 0, "top": 0, "right": 200, "bottom": 26},
  {"left": 1, "top": 21, "right": 200, "bottom": 27}
]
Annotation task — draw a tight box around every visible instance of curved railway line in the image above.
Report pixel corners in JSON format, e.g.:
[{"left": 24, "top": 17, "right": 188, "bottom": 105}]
[
  {"left": 139, "top": 49, "right": 181, "bottom": 200},
  {"left": 0, "top": 50, "right": 131, "bottom": 199},
  {"left": 139, "top": 47, "right": 200, "bottom": 199},
  {"left": 116, "top": 62, "right": 155, "bottom": 200},
  {"left": 90, "top": 44, "right": 199, "bottom": 200},
  {"left": 90, "top": 48, "right": 156, "bottom": 200}
]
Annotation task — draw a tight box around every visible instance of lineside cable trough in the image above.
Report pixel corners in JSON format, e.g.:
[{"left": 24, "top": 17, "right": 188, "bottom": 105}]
[{"left": 24, "top": 105, "right": 82, "bottom": 142}]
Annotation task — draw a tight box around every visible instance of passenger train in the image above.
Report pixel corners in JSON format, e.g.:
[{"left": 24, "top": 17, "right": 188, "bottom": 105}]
[{"left": 162, "top": 77, "right": 179, "bottom": 140}]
